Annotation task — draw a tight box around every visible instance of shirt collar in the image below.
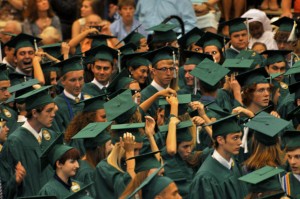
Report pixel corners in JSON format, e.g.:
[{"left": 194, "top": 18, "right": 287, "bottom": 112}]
[
  {"left": 22, "top": 120, "right": 42, "bottom": 141},
  {"left": 230, "top": 45, "right": 242, "bottom": 53},
  {"left": 212, "top": 149, "right": 234, "bottom": 170},
  {"left": 63, "top": 90, "right": 82, "bottom": 101},
  {"left": 293, "top": 174, "right": 300, "bottom": 182},
  {"left": 151, "top": 80, "right": 166, "bottom": 91},
  {"left": 92, "top": 78, "right": 109, "bottom": 90}
]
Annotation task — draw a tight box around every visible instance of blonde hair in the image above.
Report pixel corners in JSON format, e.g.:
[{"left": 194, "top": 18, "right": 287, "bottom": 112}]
[
  {"left": 107, "top": 142, "right": 126, "bottom": 173},
  {"left": 40, "top": 26, "right": 62, "bottom": 44}
]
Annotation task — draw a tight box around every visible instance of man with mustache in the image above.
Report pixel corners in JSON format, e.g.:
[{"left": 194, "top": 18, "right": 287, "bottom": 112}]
[{"left": 5, "top": 33, "right": 45, "bottom": 86}]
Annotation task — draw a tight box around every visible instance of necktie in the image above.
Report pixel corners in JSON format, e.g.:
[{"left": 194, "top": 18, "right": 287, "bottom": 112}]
[
  {"left": 37, "top": 135, "right": 42, "bottom": 144},
  {"left": 75, "top": 97, "right": 80, "bottom": 103}
]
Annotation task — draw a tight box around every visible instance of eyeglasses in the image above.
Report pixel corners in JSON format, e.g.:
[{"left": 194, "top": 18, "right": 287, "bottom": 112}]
[
  {"left": 155, "top": 67, "right": 176, "bottom": 72},
  {"left": 255, "top": 88, "right": 271, "bottom": 94},
  {"left": 131, "top": 89, "right": 141, "bottom": 95}
]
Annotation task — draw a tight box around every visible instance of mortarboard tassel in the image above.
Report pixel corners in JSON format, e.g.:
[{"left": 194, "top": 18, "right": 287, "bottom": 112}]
[
  {"left": 0, "top": 42, "right": 2, "bottom": 63},
  {"left": 196, "top": 126, "right": 201, "bottom": 144},
  {"left": 193, "top": 78, "right": 197, "bottom": 95},
  {"left": 172, "top": 50, "right": 177, "bottom": 78},
  {"left": 34, "top": 39, "right": 38, "bottom": 52},
  {"left": 117, "top": 50, "right": 121, "bottom": 73}
]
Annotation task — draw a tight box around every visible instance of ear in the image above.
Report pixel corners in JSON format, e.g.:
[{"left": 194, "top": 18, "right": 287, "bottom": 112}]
[
  {"left": 128, "top": 66, "right": 134, "bottom": 73},
  {"left": 55, "top": 160, "right": 62, "bottom": 169},
  {"left": 31, "top": 109, "right": 38, "bottom": 118},
  {"left": 216, "top": 136, "right": 225, "bottom": 146}
]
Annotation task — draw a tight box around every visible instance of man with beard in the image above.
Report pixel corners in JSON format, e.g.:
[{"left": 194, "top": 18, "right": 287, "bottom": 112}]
[{"left": 5, "top": 33, "right": 45, "bottom": 86}]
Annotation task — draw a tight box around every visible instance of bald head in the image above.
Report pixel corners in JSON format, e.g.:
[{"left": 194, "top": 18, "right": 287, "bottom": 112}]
[{"left": 0, "top": 20, "right": 22, "bottom": 44}]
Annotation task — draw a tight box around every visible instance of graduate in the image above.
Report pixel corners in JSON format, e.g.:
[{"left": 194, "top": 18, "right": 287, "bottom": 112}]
[
  {"left": 120, "top": 28, "right": 149, "bottom": 52},
  {"left": 52, "top": 56, "right": 89, "bottom": 133},
  {"left": 38, "top": 136, "right": 92, "bottom": 199},
  {"left": 178, "top": 27, "right": 204, "bottom": 52},
  {"left": 72, "top": 122, "right": 112, "bottom": 198},
  {"left": 189, "top": 114, "right": 248, "bottom": 199},
  {"left": 222, "top": 18, "right": 249, "bottom": 59},
  {"left": 0, "top": 114, "right": 9, "bottom": 152},
  {"left": 0, "top": 86, "right": 60, "bottom": 197},
  {"left": 82, "top": 45, "right": 118, "bottom": 96},
  {"left": 281, "top": 130, "right": 300, "bottom": 198}
]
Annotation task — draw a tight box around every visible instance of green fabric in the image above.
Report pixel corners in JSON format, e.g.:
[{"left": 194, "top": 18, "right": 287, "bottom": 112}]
[
  {"left": 125, "top": 55, "right": 150, "bottom": 70},
  {"left": 261, "top": 50, "right": 290, "bottom": 66},
  {"left": 85, "top": 45, "right": 117, "bottom": 63},
  {"left": 184, "top": 51, "right": 213, "bottom": 65},
  {"left": 82, "top": 82, "right": 105, "bottom": 97},
  {"left": 159, "top": 120, "right": 193, "bottom": 143},
  {"left": 178, "top": 27, "right": 204, "bottom": 48},
  {"left": 272, "top": 17, "right": 295, "bottom": 32},
  {"left": 40, "top": 43, "right": 62, "bottom": 59},
  {"left": 5, "top": 33, "right": 41, "bottom": 51},
  {"left": 225, "top": 48, "right": 239, "bottom": 59},
  {"left": 189, "top": 155, "right": 248, "bottom": 199},
  {"left": 49, "top": 145, "right": 74, "bottom": 169},
  {"left": 196, "top": 32, "right": 229, "bottom": 49},
  {"left": 115, "top": 77, "right": 134, "bottom": 91},
  {"left": 146, "top": 46, "right": 175, "bottom": 65},
  {"left": 110, "top": 123, "right": 144, "bottom": 144},
  {"left": 222, "top": 18, "right": 247, "bottom": 34},
  {"left": 147, "top": 23, "right": 178, "bottom": 43},
  {"left": 236, "top": 67, "right": 269, "bottom": 88},
  {"left": 283, "top": 172, "right": 300, "bottom": 199},
  {"left": 55, "top": 56, "right": 84, "bottom": 77},
  {"left": 94, "top": 159, "right": 132, "bottom": 199},
  {"left": 0, "top": 104, "right": 18, "bottom": 134},
  {"left": 140, "top": 85, "right": 159, "bottom": 117},
  {"left": 79, "top": 95, "right": 106, "bottom": 112},
  {"left": 0, "top": 127, "right": 58, "bottom": 196},
  {"left": 282, "top": 130, "right": 300, "bottom": 148},
  {"left": 0, "top": 65, "right": 9, "bottom": 81},
  {"left": 127, "top": 151, "right": 161, "bottom": 173},
  {"left": 123, "top": 31, "right": 145, "bottom": 46}
]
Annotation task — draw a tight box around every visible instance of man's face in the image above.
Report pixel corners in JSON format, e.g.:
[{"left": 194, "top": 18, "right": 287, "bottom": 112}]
[
  {"left": 0, "top": 121, "right": 9, "bottom": 143},
  {"left": 219, "top": 132, "right": 242, "bottom": 156},
  {"left": 286, "top": 148, "right": 300, "bottom": 175},
  {"left": 251, "top": 83, "right": 271, "bottom": 109},
  {"left": 230, "top": 30, "right": 249, "bottom": 51},
  {"left": 183, "top": 64, "right": 195, "bottom": 86},
  {"left": 152, "top": 60, "right": 175, "bottom": 88},
  {"left": 92, "top": 60, "right": 113, "bottom": 85},
  {"left": 0, "top": 80, "right": 11, "bottom": 102},
  {"left": 119, "top": 5, "right": 135, "bottom": 22},
  {"left": 177, "top": 141, "right": 192, "bottom": 160},
  {"left": 35, "top": 103, "right": 57, "bottom": 128},
  {"left": 0, "top": 23, "right": 22, "bottom": 44},
  {"left": 61, "top": 70, "right": 84, "bottom": 96},
  {"left": 15, "top": 47, "right": 35, "bottom": 75},
  {"left": 265, "top": 61, "right": 286, "bottom": 82}
]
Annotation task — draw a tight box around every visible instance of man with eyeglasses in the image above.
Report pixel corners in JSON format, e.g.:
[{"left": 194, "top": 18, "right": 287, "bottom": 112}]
[
  {"left": 272, "top": 17, "right": 298, "bottom": 68},
  {"left": 0, "top": 65, "right": 18, "bottom": 134},
  {"left": 140, "top": 46, "right": 177, "bottom": 118},
  {"left": 5, "top": 33, "right": 45, "bottom": 86}
]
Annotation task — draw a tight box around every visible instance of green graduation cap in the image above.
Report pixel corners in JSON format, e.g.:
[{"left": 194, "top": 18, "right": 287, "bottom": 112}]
[
  {"left": 260, "top": 191, "right": 287, "bottom": 199},
  {"left": 64, "top": 182, "right": 94, "bottom": 199},
  {"left": 244, "top": 111, "right": 290, "bottom": 146},
  {"left": 183, "top": 50, "right": 213, "bottom": 65},
  {"left": 17, "top": 196, "right": 57, "bottom": 199},
  {"left": 41, "top": 61, "right": 58, "bottom": 75},
  {"left": 54, "top": 56, "right": 83, "bottom": 77},
  {"left": 222, "top": 58, "right": 254, "bottom": 74},
  {"left": 221, "top": 18, "right": 249, "bottom": 35},
  {"left": 204, "top": 114, "right": 241, "bottom": 138},
  {"left": 85, "top": 45, "right": 118, "bottom": 63},
  {"left": 145, "top": 46, "right": 177, "bottom": 65},
  {"left": 7, "top": 78, "right": 40, "bottom": 103},
  {"left": 119, "top": 43, "right": 138, "bottom": 55},
  {"left": 87, "top": 34, "right": 116, "bottom": 48},
  {"left": 104, "top": 89, "right": 137, "bottom": 123},
  {"left": 284, "top": 63, "right": 300, "bottom": 76},
  {"left": 40, "top": 43, "right": 62, "bottom": 59},
  {"left": 282, "top": 130, "right": 300, "bottom": 148},
  {"left": 190, "top": 58, "right": 230, "bottom": 87},
  {"left": 178, "top": 27, "right": 204, "bottom": 49},
  {"left": 239, "top": 166, "right": 285, "bottom": 193},
  {"left": 159, "top": 120, "right": 193, "bottom": 142},
  {"left": 105, "top": 68, "right": 131, "bottom": 95},
  {"left": 110, "top": 122, "right": 145, "bottom": 144},
  {"left": 288, "top": 81, "right": 300, "bottom": 99},
  {"left": 126, "top": 164, "right": 173, "bottom": 199},
  {"left": 15, "top": 85, "right": 54, "bottom": 111},
  {"left": 5, "top": 33, "right": 42, "bottom": 51},
  {"left": 196, "top": 31, "right": 230, "bottom": 49},
  {"left": 122, "top": 27, "right": 145, "bottom": 47},
  {"left": 0, "top": 64, "right": 9, "bottom": 81},
  {"left": 159, "top": 94, "right": 191, "bottom": 116},
  {"left": 235, "top": 50, "right": 265, "bottom": 68},
  {"left": 261, "top": 50, "right": 291, "bottom": 66},
  {"left": 115, "top": 77, "right": 135, "bottom": 91},
  {"left": 236, "top": 67, "right": 269, "bottom": 88},
  {"left": 272, "top": 17, "right": 295, "bottom": 32},
  {"left": 121, "top": 52, "right": 151, "bottom": 70},
  {"left": 287, "top": 106, "right": 300, "bottom": 120},
  {"left": 147, "top": 23, "right": 178, "bottom": 43},
  {"left": 72, "top": 122, "right": 112, "bottom": 149},
  {"left": 79, "top": 94, "right": 106, "bottom": 112},
  {"left": 126, "top": 151, "right": 161, "bottom": 173}
]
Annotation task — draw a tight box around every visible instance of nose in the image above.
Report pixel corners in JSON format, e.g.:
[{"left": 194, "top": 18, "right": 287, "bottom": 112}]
[{"left": 75, "top": 160, "right": 80, "bottom": 168}]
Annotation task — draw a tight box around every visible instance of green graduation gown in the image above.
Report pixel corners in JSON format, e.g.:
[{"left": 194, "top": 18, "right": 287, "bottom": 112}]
[
  {"left": 82, "top": 82, "right": 105, "bottom": 97},
  {"left": 74, "top": 160, "right": 96, "bottom": 198},
  {"left": 162, "top": 150, "right": 194, "bottom": 199},
  {"left": 94, "top": 159, "right": 131, "bottom": 199},
  {"left": 39, "top": 175, "right": 91, "bottom": 199},
  {"left": 224, "top": 48, "right": 239, "bottom": 59},
  {"left": 216, "top": 89, "right": 242, "bottom": 113},
  {"left": 140, "top": 85, "right": 159, "bottom": 117},
  {"left": 282, "top": 172, "right": 300, "bottom": 199},
  {"left": 0, "top": 127, "right": 59, "bottom": 197},
  {"left": 189, "top": 154, "right": 248, "bottom": 199},
  {"left": 52, "top": 93, "right": 85, "bottom": 133}
]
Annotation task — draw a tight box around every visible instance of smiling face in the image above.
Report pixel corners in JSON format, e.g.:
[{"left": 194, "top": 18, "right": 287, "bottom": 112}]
[
  {"left": 15, "top": 47, "right": 35, "bottom": 75},
  {"left": 129, "top": 65, "right": 149, "bottom": 84},
  {"left": 61, "top": 70, "right": 85, "bottom": 97},
  {"left": 92, "top": 60, "right": 113, "bottom": 85}
]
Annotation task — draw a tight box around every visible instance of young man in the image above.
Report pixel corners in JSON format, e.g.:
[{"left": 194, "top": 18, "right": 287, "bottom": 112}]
[
  {"left": 0, "top": 86, "right": 59, "bottom": 197},
  {"left": 281, "top": 130, "right": 300, "bottom": 198},
  {"left": 82, "top": 45, "right": 118, "bottom": 96},
  {"left": 223, "top": 18, "right": 249, "bottom": 59},
  {"left": 5, "top": 33, "right": 45, "bottom": 85},
  {"left": 189, "top": 114, "right": 248, "bottom": 199},
  {"left": 52, "top": 56, "right": 88, "bottom": 133}
]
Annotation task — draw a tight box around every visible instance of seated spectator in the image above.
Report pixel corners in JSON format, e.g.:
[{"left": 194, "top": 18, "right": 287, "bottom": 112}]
[
  {"left": 40, "top": 26, "right": 62, "bottom": 45},
  {"left": 110, "top": 0, "right": 147, "bottom": 41},
  {"left": 252, "top": 42, "right": 267, "bottom": 54},
  {"left": 23, "top": 0, "right": 62, "bottom": 38},
  {"left": 0, "top": 0, "right": 24, "bottom": 29},
  {"left": 242, "top": 9, "right": 278, "bottom": 50}
]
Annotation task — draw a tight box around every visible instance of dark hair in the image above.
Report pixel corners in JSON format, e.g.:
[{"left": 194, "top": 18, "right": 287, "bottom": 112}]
[
  {"left": 24, "top": 0, "right": 55, "bottom": 23},
  {"left": 199, "top": 80, "right": 220, "bottom": 93},
  {"left": 118, "top": 0, "right": 136, "bottom": 9},
  {"left": 285, "top": 146, "right": 300, "bottom": 153},
  {"left": 213, "top": 135, "right": 227, "bottom": 148},
  {"left": 85, "top": 144, "right": 107, "bottom": 168},
  {"left": 91, "top": 0, "right": 105, "bottom": 19},
  {"left": 26, "top": 105, "right": 46, "bottom": 119},
  {"left": 242, "top": 84, "right": 257, "bottom": 107},
  {"left": 57, "top": 148, "right": 81, "bottom": 165}
]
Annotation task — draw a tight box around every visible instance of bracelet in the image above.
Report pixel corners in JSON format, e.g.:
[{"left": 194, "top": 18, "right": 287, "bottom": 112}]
[{"left": 169, "top": 114, "right": 177, "bottom": 118}]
